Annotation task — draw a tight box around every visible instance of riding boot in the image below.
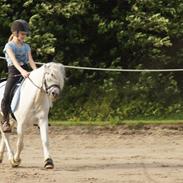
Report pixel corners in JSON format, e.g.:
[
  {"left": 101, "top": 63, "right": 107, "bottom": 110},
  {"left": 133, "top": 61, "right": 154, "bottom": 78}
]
[{"left": 1, "top": 115, "right": 11, "bottom": 133}]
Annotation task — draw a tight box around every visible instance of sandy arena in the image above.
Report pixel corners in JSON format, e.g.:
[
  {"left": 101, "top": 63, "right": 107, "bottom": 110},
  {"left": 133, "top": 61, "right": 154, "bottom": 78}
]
[{"left": 0, "top": 125, "right": 183, "bottom": 183}]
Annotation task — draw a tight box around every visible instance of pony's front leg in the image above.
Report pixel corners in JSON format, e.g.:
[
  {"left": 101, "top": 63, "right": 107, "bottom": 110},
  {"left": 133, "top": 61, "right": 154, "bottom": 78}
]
[
  {"left": 13, "top": 122, "right": 24, "bottom": 167},
  {"left": 39, "top": 118, "right": 54, "bottom": 169}
]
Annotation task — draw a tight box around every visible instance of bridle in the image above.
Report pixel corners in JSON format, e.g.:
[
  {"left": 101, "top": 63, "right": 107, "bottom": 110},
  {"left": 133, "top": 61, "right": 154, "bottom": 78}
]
[
  {"left": 27, "top": 72, "right": 61, "bottom": 95},
  {"left": 10, "top": 66, "right": 62, "bottom": 97},
  {"left": 44, "top": 80, "right": 61, "bottom": 94}
]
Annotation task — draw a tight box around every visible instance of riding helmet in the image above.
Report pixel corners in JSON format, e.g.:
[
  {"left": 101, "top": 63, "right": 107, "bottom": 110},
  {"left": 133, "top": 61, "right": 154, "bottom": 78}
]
[{"left": 11, "top": 19, "right": 30, "bottom": 34}]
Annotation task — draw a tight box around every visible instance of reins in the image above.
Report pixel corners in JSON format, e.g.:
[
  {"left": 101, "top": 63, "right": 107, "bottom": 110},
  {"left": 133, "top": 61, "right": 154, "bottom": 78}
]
[
  {"left": 27, "top": 76, "right": 43, "bottom": 91},
  {"left": 9, "top": 74, "right": 43, "bottom": 91},
  {"left": 7, "top": 73, "right": 45, "bottom": 91},
  {"left": 1, "top": 69, "right": 61, "bottom": 94}
]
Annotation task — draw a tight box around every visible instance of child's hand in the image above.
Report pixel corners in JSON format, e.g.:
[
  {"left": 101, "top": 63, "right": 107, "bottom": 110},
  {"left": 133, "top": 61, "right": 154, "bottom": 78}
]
[{"left": 21, "top": 69, "right": 30, "bottom": 78}]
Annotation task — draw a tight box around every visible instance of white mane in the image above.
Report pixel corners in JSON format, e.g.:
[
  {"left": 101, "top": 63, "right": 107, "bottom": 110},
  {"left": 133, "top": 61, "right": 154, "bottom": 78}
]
[{"left": 44, "top": 62, "right": 65, "bottom": 90}]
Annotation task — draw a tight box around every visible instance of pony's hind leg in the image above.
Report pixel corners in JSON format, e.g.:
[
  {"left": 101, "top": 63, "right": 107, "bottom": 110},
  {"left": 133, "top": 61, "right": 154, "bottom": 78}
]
[
  {"left": 0, "top": 137, "right": 5, "bottom": 163},
  {"left": 0, "top": 119, "right": 17, "bottom": 163},
  {"left": 0, "top": 130, "right": 14, "bottom": 165}
]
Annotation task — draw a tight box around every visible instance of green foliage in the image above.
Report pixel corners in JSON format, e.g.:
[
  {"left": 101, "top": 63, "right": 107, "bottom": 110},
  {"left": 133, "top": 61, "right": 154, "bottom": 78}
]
[{"left": 0, "top": 0, "right": 183, "bottom": 121}]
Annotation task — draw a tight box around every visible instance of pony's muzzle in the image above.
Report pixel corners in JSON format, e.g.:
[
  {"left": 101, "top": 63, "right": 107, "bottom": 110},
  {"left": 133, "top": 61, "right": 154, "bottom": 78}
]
[
  {"left": 51, "top": 90, "right": 59, "bottom": 97},
  {"left": 48, "top": 87, "right": 60, "bottom": 100}
]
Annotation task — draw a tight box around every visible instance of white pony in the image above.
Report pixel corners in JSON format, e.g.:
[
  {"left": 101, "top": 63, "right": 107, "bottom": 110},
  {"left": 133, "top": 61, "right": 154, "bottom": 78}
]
[{"left": 0, "top": 62, "right": 65, "bottom": 169}]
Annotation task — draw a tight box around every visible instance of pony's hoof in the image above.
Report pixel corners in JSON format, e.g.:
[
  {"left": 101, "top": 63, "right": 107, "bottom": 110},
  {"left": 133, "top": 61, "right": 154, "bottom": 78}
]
[
  {"left": 44, "top": 158, "right": 54, "bottom": 169},
  {"left": 11, "top": 158, "right": 21, "bottom": 167}
]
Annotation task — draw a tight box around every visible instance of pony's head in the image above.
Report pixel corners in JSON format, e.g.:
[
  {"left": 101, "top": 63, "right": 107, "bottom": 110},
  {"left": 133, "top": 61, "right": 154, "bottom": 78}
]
[{"left": 43, "top": 62, "right": 65, "bottom": 100}]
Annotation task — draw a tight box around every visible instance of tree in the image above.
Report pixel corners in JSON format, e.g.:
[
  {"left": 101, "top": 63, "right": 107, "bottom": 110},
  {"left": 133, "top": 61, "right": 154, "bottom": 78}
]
[{"left": 0, "top": 0, "right": 183, "bottom": 120}]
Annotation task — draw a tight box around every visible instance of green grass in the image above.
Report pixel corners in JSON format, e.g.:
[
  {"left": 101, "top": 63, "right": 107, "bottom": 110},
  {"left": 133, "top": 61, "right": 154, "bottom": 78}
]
[{"left": 50, "top": 119, "right": 183, "bottom": 126}]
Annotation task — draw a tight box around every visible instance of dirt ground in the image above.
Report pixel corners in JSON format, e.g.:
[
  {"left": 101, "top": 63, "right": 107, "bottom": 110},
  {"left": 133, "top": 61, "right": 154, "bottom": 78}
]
[{"left": 1, "top": 125, "right": 183, "bottom": 183}]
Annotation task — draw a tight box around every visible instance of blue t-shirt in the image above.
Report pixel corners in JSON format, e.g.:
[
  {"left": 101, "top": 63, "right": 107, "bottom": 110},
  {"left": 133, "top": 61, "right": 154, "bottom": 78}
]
[{"left": 3, "top": 41, "right": 31, "bottom": 66}]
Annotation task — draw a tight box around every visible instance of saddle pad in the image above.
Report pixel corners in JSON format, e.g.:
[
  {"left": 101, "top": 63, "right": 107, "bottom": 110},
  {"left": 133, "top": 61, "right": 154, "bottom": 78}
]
[
  {"left": 11, "top": 83, "right": 21, "bottom": 112},
  {"left": 0, "top": 81, "right": 6, "bottom": 106},
  {"left": 0, "top": 81, "right": 21, "bottom": 113}
]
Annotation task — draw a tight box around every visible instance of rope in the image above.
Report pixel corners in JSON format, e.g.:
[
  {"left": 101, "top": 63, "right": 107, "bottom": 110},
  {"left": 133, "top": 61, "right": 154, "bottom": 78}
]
[
  {"left": 1, "top": 56, "right": 183, "bottom": 72},
  {"left": 0, "top": 56, "right": 6, "bottom": 60},
  {"left": 63, "top": 65, "right": 183, "bottom": 72}
]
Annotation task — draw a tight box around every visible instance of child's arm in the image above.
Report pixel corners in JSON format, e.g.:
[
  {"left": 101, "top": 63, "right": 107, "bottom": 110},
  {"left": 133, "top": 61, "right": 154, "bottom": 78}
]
[
  {"left": 6, "top": 47, "right": 29, "bottom": 78},
  {"left": 28, "top": 51, "right": 37, "bottom": 70}
]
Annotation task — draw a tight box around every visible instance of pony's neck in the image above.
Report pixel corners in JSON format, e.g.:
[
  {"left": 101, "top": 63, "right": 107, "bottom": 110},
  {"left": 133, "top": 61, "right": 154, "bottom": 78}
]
[{"left": 29, "top": 66, "right": 45, "bottom": 88}]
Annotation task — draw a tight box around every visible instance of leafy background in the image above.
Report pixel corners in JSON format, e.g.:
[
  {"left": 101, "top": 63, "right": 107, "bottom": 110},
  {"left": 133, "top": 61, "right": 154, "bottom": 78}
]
[{"left": 0, "top": 0, "right": 183, "bottom": 121}]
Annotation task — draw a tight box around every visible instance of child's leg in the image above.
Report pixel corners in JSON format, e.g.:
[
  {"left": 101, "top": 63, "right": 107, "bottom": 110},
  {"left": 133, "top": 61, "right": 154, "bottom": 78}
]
[{"left": 1, "top": 75, "right": 20, "bottom": 132}]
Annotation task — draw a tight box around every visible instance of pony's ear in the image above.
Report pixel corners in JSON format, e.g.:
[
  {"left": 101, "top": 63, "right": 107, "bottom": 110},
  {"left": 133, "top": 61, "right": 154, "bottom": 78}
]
[{"left": 44, "top": 63, "right": 51, "bottom": 70}]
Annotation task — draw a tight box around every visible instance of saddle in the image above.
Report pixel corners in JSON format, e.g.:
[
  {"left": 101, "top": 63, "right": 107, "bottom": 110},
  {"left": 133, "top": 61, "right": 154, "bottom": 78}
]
[{"left": 0, "top": 79, "right": 23, "bottom": 113}]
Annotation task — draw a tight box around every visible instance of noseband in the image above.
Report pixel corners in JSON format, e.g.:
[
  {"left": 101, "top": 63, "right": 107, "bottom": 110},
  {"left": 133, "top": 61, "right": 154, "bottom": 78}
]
[
  {"left": 44, "top": 80, "right": 61, "bottom": 94},
  {"left": 28, "top": 72, "right": 60, "bottom": 95}
]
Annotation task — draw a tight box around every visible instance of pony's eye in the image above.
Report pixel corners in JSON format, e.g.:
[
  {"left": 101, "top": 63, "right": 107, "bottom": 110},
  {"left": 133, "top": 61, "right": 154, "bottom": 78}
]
[{"left": 51, "top": 73, "right": 56, "bottom": 79}]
